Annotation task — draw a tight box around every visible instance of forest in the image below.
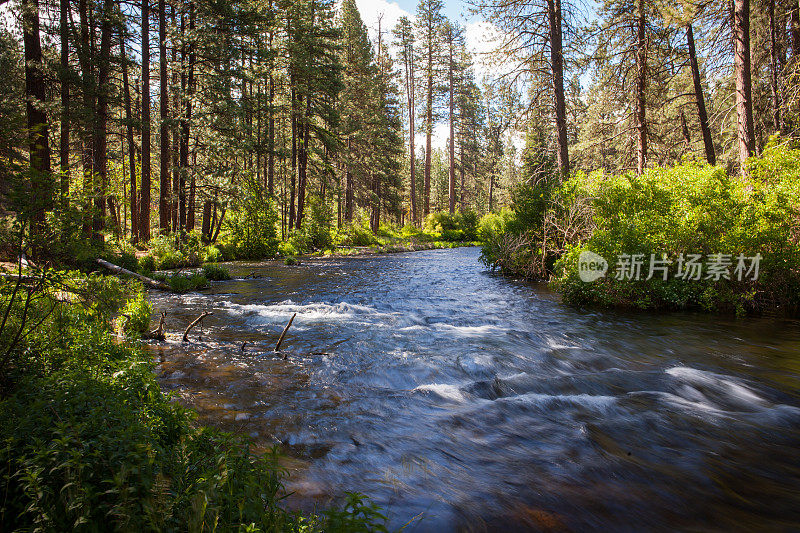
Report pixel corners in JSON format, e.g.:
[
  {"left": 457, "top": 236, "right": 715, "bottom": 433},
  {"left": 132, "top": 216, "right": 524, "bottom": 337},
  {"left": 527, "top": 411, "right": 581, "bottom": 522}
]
[
  {"left": 2, "top": 0, "right": 797, "bottom": 258},
  {"left": 2, "top": 0, "right": 800, "bottom": 530}
]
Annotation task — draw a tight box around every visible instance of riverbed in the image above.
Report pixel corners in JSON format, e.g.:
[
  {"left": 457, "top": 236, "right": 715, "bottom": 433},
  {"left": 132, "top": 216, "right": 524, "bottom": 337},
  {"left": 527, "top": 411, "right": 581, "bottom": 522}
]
[{"left": 151, "top": 247, "right": 800, "bottom": 531}]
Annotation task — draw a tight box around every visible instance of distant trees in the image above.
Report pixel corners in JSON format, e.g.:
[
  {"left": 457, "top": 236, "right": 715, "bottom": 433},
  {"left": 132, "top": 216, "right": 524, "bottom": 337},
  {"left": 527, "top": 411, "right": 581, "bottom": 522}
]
[{"left": 5, "top": 0, "right": 800, "bottom": 257}]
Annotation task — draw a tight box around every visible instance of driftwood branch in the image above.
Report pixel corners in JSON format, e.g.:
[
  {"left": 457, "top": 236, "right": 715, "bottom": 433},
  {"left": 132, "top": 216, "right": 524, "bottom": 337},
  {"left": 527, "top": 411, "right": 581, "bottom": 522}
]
[
  {"left": 143, "top": 312, "right": 166, "bottom": 340},
  {"left": 183, "top": 311, "right": 212, "bottom": 342},
  {"left": 96, "top": 258, "right": 171, "bottom": 290},
  {"left": 275, "top": 312, "right": 296, "bottom": 356}
]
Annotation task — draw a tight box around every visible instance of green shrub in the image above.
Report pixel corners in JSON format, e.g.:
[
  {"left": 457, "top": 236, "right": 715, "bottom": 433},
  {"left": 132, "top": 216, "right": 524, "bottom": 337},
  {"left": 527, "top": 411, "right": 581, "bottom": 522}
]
[
  {"left": 336, "top": 221, "right": 379, "bottom": 247},
  {"left": 224, "top": 177, "right": 280, "bottom": 259},
  {"left": 441, "top": 229, "right": 464, "bottom": 242},
  {"left": 137, "top": 253, "right": 156, "bottom": 273},
  {"left": 202, "top": 245, "right": 223, "bottom": 263},
  {"left": 278, "top": 241, "right": 298, "bottom": 257},
  {"left": 202, "top": 263, "right": 231, "bottom": 281},
  {"left": 167, "top": 273, "right": 209, "bottom": 293},
  {"left": 116, "top": 290, "right": 152, "bottom": 336},
  {"left": 552, "top": 144, "right": 800, "bottom": 314}
]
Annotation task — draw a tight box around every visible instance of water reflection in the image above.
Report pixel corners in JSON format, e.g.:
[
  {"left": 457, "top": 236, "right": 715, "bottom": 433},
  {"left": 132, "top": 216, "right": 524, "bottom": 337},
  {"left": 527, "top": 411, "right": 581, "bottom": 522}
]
[{"left": 150, "top": 247, "right": 800, "bottom": 531}]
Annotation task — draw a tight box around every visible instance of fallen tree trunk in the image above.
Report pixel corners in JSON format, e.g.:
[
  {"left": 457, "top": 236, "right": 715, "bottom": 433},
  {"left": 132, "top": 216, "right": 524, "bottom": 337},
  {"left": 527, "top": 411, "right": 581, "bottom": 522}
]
[
  {"left": 96, "top": 258, "right": 170, "bottom": 290},
  {"left": 183, "top": 311, "right": 212, "bottom": 342}
]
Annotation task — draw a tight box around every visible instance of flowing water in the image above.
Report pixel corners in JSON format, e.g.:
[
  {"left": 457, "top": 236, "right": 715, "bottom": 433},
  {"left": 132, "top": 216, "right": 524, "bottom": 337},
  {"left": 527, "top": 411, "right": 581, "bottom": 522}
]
[{"left": 151, "top": 247, "right": 800, "bottom": 531}]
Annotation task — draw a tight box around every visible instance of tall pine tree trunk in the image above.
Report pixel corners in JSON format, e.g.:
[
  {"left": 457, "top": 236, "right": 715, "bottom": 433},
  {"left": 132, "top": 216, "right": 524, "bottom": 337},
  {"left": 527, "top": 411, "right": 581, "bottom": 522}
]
[
  {"left": 178, "top": 11, "right": 188, "bottom": 237},
  {"left": 22, "top": 0, "right": 51, "bottom": 231},
  {"left": 289, "top": 87, "right": 296, "bottom": 229},
  {"left": 448, "top": 29, "right": 455, "bottom": 214},
  {"left": 158, "top": 0, "right": 170, "bottom": 233},
  {"left": 267, "top": 0, "right": 275, "bottom": 195},
  {"left": 734, "top": 0, "right": 755, "bottom": 172},
  {"left": 59, "top": 0, "right": 69, "bottom": 208},
  {"left": 687, "top": 25, "right": 716, "bottom": 165},
  {"left": 547, "top": 0, "right": 569, "bottom": 177},
  {"left": 634, "top": 0, "right": 647, "bottom": 175},
  {"left": 186, "top": 2, "right": 196, "bottom": 231},
  {"left": 91, "top": 0, "right": 112, "bottom": 244},
  {"left": 769, "top": 0, "right": 782, "bottom": 132},
  {"left": 140, "top": 0, "right": 151, "bottom": 242},
  {"left": 424, "top": 61, "right": 432, "bottom": 217},
  {"left": 121, "top": 36, "right": 138, "bottom": 241}
]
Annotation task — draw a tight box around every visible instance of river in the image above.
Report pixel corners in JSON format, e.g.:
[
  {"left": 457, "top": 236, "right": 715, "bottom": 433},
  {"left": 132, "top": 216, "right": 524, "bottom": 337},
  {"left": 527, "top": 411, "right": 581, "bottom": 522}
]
[{"left": 150, "top": 246, "right": 800, "bottom": 531}]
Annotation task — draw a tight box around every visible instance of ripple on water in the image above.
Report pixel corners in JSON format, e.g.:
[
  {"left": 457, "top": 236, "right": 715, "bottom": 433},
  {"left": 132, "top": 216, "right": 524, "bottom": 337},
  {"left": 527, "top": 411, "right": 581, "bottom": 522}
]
[{"left": 149, "top": 247, "right": 800, "bottom": 531}]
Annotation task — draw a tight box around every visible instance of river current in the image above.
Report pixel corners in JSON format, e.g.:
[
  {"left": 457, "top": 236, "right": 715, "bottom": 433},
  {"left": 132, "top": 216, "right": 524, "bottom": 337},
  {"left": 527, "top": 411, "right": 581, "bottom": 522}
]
[{"left": 151, "top": 247, "right": 800, "bottom": 531}]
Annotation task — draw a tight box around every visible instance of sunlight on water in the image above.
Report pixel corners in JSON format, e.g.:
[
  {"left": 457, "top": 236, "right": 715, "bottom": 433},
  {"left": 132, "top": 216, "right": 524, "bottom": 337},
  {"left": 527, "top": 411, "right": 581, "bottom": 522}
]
[{"left": 149, "top": 247, "right": 800, "bottom": 531}]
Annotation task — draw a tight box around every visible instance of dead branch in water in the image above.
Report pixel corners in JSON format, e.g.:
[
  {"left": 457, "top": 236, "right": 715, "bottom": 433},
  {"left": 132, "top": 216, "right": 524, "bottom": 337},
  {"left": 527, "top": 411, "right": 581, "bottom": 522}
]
[
  {"left": 182, "top": 311, "right": 212, "bottom": 342},
  {"left": 96, "top": 258, "right": 171, "bottom": 290},
  {"left": 143, "top": 312, "right": 166, "bottom": 340},
  {"left": 275, "top": 312, "right": 297, "bottom": 356}
]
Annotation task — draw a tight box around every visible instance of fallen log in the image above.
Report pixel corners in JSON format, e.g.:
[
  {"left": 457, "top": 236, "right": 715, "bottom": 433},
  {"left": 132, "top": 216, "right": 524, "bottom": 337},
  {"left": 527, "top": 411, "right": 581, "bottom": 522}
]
[
  {"left": 275, "top": 312, "right": 297, "bottom": 356},
  {"left": 96, "top": 258, "right": 171, "bottom": 290},
  {"left": 182, "top": 311, "right": 212, "bottom": 342}
]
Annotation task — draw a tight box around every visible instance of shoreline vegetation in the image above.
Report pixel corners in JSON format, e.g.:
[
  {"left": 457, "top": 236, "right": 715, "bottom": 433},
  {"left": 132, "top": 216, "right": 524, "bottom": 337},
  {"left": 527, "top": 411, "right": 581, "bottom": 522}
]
[
  {"left": 0, "top": 269, "right": 389, "bottom": 532},
  {"left": 479, "top": 141, "right": 800, "bottom": 317}
]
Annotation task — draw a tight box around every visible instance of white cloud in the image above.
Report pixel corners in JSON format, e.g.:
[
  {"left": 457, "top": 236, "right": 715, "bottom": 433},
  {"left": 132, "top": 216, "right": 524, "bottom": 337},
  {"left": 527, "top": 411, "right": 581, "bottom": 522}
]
[
  {"left": 354, "top": 0, "right": 413, "bottom": 45},
  {"left": 464, "top": 21, "right": 511, "bottom": 82}
]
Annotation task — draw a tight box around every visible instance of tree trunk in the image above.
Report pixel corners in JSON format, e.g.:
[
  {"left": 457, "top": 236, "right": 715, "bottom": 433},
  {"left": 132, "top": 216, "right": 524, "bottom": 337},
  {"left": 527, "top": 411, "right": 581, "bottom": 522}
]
[
  {"left": 296, "top": 94, "right": 308, "bottom": 230},
  {"left": 634, "top": 0, "right": 647, "bottom": 174},
  {"left": 201, "top": 200, "right": 212, "bottom": 242},
  {"left": 77, "top": 0, "right": 93, "bottom": 239},
  {"left": 791, "top": 0, "right": 800, "bottom": 57},
  {"left": 178, "top": 10, "right": 188, "bottom": 237},
  {"left": 680, "top": 110, "right": 691, "bottom": 150},
  {"left": 22, "top": 0, "right": 52, "bottom": 231},
  {"left": 344, "top": 137, "right": 353, "bottom": 222},
  {"left": 769, "top": 0, "right": 782, "bottom": 132},
  {"left": 547, "top": 0, "right": 570, "bottom": 178},
  {"left": 91, "top": 0, "right": 112, "bottom": 244},
  {"left": 186, "top": 3, "right": 196, "bottom": 232},
  {"left": 121, "top": 35, "right": 138, "bottom": 242},
  {"left": 158, "top": 0, "right": 170, "bottom": 233},
  {"left": 734, "top": 0, "right": 755, "bottom": 172},
  {"left": 267, "top": 0, "right": 275, "bottom": 195},
  {"left": 448, "top": 28, "right": 455, "bottom": 214},
  {"left": 289, "top": 87, "right": 296, "bottom": 229},
  {"left": 424, "top": 63, "right": 432, "bottom": 218},
  {"left": 140, "top": 0, "right": 151, "bottom": 242},
  {"left": 59, "top": 0, "right": 69, "bottom": 209},
  {"left": 686, "top": 25, "right": 716, "bottom": 165}
]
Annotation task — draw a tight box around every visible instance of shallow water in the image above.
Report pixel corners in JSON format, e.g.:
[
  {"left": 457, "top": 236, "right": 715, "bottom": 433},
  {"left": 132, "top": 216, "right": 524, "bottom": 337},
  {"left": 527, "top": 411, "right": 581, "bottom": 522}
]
[{"left": 151, "top": 247, "right": 800, "bottom": 531}]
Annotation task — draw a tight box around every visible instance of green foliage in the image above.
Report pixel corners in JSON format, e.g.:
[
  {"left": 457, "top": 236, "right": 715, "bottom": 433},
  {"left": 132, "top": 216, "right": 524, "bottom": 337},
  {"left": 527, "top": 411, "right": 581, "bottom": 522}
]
[
  {"left": 335, "top": 221, "right": 380, "bottom": 247},
  {"left": 166, "top": 273, "right": 209, "bottom": 293},
  {"left": 224, "top": 179, "right": 280, "bottom": 260},
  {"left": 0, "top": 272, "right": 386, "bottom": 531},
  {"left": 116, "top": 290, "right": 153, "bottom": 336},
  {"left": 423, "top": 211, "right": 478, "bottom": 242},
  {"left": 552, "top": 146, "right": 800, "bottom": 314},
  {"left": 140, "top": 234, "right": 203, "bottom": 271},
  {"left": 202, "top": 263, "right": 231, "bottom": 281}
]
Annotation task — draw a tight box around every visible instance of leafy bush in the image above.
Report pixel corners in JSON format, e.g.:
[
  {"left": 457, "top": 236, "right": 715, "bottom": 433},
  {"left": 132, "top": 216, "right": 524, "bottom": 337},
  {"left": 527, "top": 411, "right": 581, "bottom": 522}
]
[
  {"left": 202, "top": 245, "right": 223, "bottom": 263},
  {"left": 552, "top": 143, "right": 800, "bottom": 314},
  {"left": 116, "top": 290, "right": 152, "bottom": 336},
  {"left": 202, "top": 263, "right": 231, "bottom": 281},
  {"left": 167, "top": 272, "right": 209, "bottom": 293},
  {"left": 224, "top": 177, "right": 280, "bottom": 259},
  {"left": 336, "top": 221, "right": 379, "bottom": 247}
]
